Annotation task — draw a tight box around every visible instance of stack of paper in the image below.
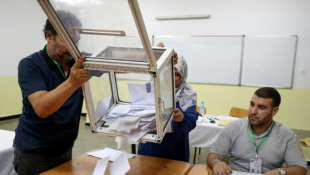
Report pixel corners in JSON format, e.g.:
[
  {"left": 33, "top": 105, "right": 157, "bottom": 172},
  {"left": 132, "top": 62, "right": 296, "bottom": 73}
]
[{"left": 100, "top": 83, "right": 157, "bottom": 141}]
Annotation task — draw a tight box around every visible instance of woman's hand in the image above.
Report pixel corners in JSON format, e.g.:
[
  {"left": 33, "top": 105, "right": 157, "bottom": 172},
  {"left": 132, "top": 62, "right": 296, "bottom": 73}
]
[
  {"left": 172, "top": 108, "right": 184, "bottom": 122},
  {"left": 156, "top": 42, "right": 178, "bottom": 65},
  {"left": 156, "top": 42, "right": 165, "bottom": 47}
]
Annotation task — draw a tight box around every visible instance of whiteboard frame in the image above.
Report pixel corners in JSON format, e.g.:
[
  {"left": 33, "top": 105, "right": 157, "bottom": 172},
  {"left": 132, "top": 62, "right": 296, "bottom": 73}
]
[
  {"left": 152, "top": 35, "right": 244, "bottom": 85},
  {"left": 152, "top": 35, "right": 297, "bottom": 89},
  {"left": 241, "top": 35, "right": 297, "bottom": 89}
]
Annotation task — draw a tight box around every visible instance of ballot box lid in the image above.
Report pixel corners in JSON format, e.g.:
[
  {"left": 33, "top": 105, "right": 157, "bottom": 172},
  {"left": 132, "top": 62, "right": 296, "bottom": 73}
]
[{"left": 38, "top": 0, "right": 157, "bottom": 70}]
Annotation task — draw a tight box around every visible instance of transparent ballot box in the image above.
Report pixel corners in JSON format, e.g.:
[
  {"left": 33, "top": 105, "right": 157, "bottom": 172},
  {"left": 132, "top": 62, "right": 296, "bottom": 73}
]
[{"left": 38, "top": 0, "right": 175, "bottom": 143}]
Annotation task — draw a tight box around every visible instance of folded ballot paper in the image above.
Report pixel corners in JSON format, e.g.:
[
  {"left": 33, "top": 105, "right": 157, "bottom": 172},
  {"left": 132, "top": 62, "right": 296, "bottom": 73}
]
[
  {"left": 101, "top": 82, "right": 156, "bottom": 141},
  {"left": 88, "top": 148, "right": 132, "bottom": 175}
]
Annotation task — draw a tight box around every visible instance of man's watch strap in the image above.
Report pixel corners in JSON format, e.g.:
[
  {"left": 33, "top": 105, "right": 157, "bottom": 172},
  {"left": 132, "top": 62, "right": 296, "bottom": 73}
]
[{"left": 277, "top": 168, "right": 286, "bottom": 175}]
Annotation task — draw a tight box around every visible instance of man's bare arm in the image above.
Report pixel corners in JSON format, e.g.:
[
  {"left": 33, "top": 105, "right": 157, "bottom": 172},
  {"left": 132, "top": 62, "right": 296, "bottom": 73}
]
[
  {"left": 28, "top": 56, "right": 89, "bottom": 118},
  {"left": 207, "top": 153, "right": 232, "bottom": 175},
  {"left": 263, "top": 165, "right": 306, "bottom": 175}
]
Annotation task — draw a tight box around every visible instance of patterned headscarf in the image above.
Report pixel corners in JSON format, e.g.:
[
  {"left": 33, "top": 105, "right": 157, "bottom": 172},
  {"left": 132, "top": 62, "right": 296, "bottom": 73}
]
[{"left": 174, "top": 55, "right": 197, "bottom": 111}]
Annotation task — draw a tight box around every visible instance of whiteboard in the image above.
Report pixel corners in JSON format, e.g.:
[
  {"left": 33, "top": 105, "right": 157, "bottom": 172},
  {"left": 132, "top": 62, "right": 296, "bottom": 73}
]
[
  {"left": 153, "top": 36, "right": 243, "bottom": 85},
  {"left": 241, "top": 36, "right": 297, "bottom": 88}
]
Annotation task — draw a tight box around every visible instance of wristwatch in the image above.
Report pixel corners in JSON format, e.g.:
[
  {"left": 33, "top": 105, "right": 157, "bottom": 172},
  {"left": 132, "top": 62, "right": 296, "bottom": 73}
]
[{"left": 277, "top": 168, "right": 286, "bottom": 175}]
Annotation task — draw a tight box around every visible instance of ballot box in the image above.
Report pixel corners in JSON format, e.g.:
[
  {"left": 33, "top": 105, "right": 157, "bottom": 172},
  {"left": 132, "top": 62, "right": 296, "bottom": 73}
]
[{"left": 38, "top": 0, "right": 175, "bottom": 143}]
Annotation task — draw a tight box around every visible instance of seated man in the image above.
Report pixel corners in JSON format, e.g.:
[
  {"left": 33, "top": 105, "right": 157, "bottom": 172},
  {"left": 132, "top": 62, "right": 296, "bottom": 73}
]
[{"left": 207, "top": 87, "right": 307, "bottom": 175}]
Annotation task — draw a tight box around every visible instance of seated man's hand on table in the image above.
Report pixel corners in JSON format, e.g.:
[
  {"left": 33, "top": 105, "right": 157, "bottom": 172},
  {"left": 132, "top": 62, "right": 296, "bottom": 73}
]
[{"left": 213, "top": 161, "right": 232, "bottom": 175}]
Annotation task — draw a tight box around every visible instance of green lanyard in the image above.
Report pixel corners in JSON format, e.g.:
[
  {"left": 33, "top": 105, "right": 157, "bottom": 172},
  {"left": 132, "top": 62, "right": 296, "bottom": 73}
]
[
  {"left": 249, "top": 122, "right": 274, "bottom": 158},
  {"left": 46, "top": 47, "right": 67, "bottom": 80}
]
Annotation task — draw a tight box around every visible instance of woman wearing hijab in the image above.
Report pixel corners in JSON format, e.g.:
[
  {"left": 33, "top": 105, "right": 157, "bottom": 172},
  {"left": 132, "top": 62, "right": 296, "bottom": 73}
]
[{"left": 138, "top": 55, "right": 198, "bottom": 162}]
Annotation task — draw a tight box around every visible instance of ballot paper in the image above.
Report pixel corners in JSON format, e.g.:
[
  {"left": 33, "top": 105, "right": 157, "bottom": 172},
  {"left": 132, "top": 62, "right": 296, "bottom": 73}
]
[
  {"left": 92, "top": 156, "right": 109, "bottom": 175},
  {"left": 110, "top": 152, "right": 130, "bottom": 175},
  {"left": 91, "top": 150, "right": 130, "bottom": 175},
  {"left": 95, "top": 96, "right": 111, "bottom": 120},
  {"left": 87, "top": 148, "right": 135, "bottom": 161},
  {"left": 128, "top": 83, "right": 154, "bottom": 105},
  {"left": 99, "top": 82, "right": 159, "bottom": 141},
  {"left": 231, "top": 170, "right": 262, "bottom": 175}
]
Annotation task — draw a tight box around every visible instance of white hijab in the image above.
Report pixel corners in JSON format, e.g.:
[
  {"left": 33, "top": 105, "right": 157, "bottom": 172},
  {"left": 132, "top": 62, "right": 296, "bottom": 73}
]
[{"left": 175, "top": 55, "right": 197, "bottom": 111}]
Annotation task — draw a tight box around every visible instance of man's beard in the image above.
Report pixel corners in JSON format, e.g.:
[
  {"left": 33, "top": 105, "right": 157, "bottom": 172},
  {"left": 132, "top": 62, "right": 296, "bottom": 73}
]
[
  {"left": 56, "top": 52, "right": 72, "bottom": 63},
  {"left": 248, "top": 113, "right": 272, "bottom": 126}
]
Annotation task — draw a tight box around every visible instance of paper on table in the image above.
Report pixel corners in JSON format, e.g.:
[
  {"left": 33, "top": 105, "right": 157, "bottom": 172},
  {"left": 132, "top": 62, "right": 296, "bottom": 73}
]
[
  {"left": 110, "top": 152, "right": 130, "bottom": 175},
  {"left": 87, "top": 148, "right": 135, "bottom": 161},
  {"left": 95, "top": 96, "right": 111, "bottom": 120},
  {"left": 196, "top": 116, "right": 204, "bottom": 123},
  {"left": 232, "top": 170, "right": 262, "bottom": 175},
  {"left": 92, "top": 156, "right": 109, "bottom": 175},
  {"left": 218, "top": 119, "right": 234, "bottom": 126}
]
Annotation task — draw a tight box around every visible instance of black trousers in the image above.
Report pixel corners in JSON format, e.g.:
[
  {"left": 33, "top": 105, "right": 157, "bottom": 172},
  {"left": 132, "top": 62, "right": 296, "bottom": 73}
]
[{"left": 13, "top": 145, "right": 72, "bottom": 175}]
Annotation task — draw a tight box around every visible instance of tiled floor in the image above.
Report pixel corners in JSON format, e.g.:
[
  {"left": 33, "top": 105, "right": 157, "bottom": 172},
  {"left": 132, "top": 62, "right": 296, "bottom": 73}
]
[{"left": 1, "top": 116, "right": 309, "bottom": 174}]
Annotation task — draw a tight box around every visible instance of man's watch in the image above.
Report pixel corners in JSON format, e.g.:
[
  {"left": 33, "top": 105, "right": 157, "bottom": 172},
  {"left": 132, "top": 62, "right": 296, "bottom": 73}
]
[{"left": 277, "top": 168, "right": 286, "bottom": 175}]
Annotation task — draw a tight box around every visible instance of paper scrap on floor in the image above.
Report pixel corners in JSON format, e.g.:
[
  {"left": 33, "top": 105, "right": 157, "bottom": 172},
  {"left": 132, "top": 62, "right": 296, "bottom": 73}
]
[{"left": 87, "top": 147, "right": 135, "bottom": 161}]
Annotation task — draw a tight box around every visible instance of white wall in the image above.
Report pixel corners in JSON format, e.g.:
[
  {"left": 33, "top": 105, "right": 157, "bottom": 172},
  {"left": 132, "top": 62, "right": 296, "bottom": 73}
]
[
  {"left": 1, "top": 0, "right": 310, "bottom": 88},
  {"left": 0, "top": 0, "right": 46, "bottom": 76},
  {"left": 138, "top": 0, "right": 310, "bottom": 89}
]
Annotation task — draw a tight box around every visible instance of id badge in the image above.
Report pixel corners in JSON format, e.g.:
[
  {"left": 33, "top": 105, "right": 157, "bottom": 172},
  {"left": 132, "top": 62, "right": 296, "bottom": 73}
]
[{"left": 249, "top": 158, "right": 262, "bottom": 173}]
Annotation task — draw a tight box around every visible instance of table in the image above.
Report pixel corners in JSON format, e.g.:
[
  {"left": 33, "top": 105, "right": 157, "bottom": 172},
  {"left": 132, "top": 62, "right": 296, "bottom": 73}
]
[
  {"left": 116, "top": 115, "right": 240, "bottom": 158},
  {"left": 186, "top": 164, "right": 213, "bottom": 175},
  {"left": 189, "top": 115, "right": 239, "bottom": 148},
  {"left": 40, "top": 150, "right": 192, "bottom": 175},
  {"left": 0, "top": 129, "right": 17, "bottom": 175},
  {"left": 187, "top": 165, "right": 261, "bottom": 175}
]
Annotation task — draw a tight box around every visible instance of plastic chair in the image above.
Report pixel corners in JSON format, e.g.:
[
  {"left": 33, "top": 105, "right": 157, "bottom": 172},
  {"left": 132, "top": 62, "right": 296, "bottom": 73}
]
[
  {"left": 193, "top": 106, "right": 206, "bottom": 164},
  {"left": 229, "top": 107, "right": 248, "bottom": 118}
]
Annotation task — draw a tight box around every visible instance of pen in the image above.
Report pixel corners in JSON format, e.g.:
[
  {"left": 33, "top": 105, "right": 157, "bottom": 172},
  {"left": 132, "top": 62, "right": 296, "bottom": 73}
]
[{"left": 214, "top": 117, "right": 220, "bottom": 121}]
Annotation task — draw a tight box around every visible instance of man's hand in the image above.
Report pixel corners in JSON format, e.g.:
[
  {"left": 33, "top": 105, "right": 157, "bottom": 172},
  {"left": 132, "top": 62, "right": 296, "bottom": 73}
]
[
  {"left": 172, "top": 108, "right": 184, "bottom": 122},
  {"left": 68, "top": 55, "right": 90, "bottom": 87},
  {"left": 213, "top": 161, "right": 232, "bottom": 175}
]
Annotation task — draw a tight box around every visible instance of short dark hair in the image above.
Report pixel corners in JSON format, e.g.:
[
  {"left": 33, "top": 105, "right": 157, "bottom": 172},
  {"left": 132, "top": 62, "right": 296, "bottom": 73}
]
[
  {"left": 43, "top": 10, "right": 82, "bottom": 39},
  {"left": 254, "top": 87, "right": 281, "bottom": 107}
]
